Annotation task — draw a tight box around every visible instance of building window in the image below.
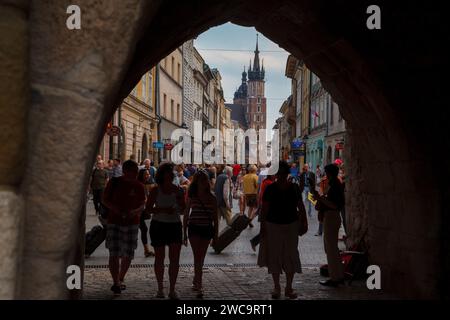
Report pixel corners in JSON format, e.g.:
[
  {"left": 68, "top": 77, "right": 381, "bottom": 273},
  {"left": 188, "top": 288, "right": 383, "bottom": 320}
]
[
  {"left": 148, "top": 73, "right": 153, "bottom": 107},
  {"left": 257, "top": 115, "right": 260, "bottom": 122},
  {"left": 330, "top": 101, "right": 334, "bottom": 125},
  {"left": 257, "top": 97, "right": 261, "bottom": 104},
  {"left": 163, "top": 94, "right": 167, "bottom": 117},
  {"left": 257, "top": 105, "right": 261, "bottom": 112},
  {"left": 142, "top": 74, "right": 147, "bottom": 103},
  {"left": 177, "top": 103, "right": 180, "bottom": 124},
  {"left": 171, "top": 99, "right": 174, "bottom": 121},
  {"left": 171, "top": 57, "right": 175, "bottom": 78},
  {"left": 177, "top": 63, "right": 181, "bottom": 84}
]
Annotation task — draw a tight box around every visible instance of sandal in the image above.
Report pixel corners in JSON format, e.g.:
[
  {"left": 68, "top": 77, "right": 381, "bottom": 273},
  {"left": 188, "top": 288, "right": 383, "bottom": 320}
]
[
  {"left": 271, "top": 289, "right": 281, "bottom": 299},
  {"left": 111, "top": 285, "right": 121, "bottom": 295},
  {"left": 285, "top": 289, "right": 298, "bottom": 299},
  {"left": 168, "top": 291, "right": 179, "bottom": 300},
  {"left": 196, "top": 289, "right": 204, "bottom": 299},
  {"left": 156, "top": 290, "right": 165, "bottom": 298}
]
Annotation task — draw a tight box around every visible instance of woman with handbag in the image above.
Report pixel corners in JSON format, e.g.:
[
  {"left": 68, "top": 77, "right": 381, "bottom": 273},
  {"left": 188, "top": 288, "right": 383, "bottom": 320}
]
[
  {"left": 258, "top": 161, "right": 307, "bottom": 299},
  {"left": 312, "top": 164, "right": 345, "bottom": 287}
]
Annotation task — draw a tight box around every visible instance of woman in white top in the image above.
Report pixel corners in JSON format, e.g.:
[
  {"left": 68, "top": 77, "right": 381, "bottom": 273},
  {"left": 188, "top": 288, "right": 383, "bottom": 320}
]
[
  {"left": 233, "top": 167, "right": 247, "bottom": 215},
  {"left": 146, "top": 162, "right": 186, "bottom": 300}
]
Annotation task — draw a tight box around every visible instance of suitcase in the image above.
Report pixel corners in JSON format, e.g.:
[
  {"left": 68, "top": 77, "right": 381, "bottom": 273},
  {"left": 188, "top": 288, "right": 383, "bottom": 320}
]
[
  {"left": 230, "top": 214, "right": 250, "bottom": 232},
  {"left": 212, "top": 214, "right": 250, "bottom": 253},
  {"left": 85, "top": 225, "right": 106, "bottom": 257}
]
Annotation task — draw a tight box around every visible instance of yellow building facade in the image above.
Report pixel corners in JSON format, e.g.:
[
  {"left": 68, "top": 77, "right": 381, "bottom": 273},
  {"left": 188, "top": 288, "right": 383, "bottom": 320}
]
[{"left": 100, "top": 67, "right": 159, "bottom": 164}]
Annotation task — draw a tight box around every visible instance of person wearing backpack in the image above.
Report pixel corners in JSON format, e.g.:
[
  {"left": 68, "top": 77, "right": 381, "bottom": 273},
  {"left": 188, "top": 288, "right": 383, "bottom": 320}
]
[{"left": 102, "top": 160, "right": 146, "bottom": 295}]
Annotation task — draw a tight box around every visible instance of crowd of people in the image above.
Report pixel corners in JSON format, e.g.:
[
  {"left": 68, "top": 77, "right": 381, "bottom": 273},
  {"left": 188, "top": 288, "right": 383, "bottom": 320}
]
[{"left": 88, "top": 155, "right": 346, "bottom": 299}]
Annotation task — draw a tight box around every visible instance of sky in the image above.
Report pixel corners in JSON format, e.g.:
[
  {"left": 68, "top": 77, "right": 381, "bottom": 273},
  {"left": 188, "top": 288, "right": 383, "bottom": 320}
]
[{"left": 194, "top": 22, "right": 291, "bottom": 130}]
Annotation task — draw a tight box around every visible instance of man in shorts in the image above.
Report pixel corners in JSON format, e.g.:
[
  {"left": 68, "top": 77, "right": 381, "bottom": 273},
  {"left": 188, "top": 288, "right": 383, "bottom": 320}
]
[
  {"left": 243, "top": 164, "right": 259, "bottom": 228},
  {"left": 102, "top": 160, "right": 146, "bottom": 295}
]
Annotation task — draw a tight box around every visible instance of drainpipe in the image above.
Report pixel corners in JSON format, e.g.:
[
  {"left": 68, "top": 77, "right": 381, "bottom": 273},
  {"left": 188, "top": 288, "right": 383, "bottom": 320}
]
[
  {"left": 155, "top": 63, "right": 162, "bottom": 164},
  {"left": 118, "top": 104, "right": 122, "bottom": 160}
]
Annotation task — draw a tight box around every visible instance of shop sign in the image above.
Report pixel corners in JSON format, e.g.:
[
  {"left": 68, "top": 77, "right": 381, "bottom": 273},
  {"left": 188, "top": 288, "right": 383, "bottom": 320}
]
[
  {"left": 153, "top": 142, "right": 164, "bottom": 149},
  {"left": 106, "top": 125, "right": 121, "bottom": 136},
  {"left": 291, "top": 139, "right": 304, "bottom": 150},
  {"left": 164, "top": 143, "right": 174, "bottom": 151},
  {"left": 335, "top": 142, "right": 344, "bottom": 150}
]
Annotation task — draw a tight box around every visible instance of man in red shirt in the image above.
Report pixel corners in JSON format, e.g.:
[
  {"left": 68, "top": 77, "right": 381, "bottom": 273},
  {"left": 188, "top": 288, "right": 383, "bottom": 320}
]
[{"left": 103, "top": 160, "right": 146, "bottom": 295}]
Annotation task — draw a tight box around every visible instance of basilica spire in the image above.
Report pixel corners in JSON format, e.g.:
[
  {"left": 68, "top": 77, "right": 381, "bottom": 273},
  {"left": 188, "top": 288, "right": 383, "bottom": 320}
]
[
  {"left": 242, "top": 66, "right": 247, "bottom": 83},
  {"left": 248, "top": 34, "right": 264, "bottom": 81},
  {"left": 253, "top": 34, "right": 260, "bottom": 71}
]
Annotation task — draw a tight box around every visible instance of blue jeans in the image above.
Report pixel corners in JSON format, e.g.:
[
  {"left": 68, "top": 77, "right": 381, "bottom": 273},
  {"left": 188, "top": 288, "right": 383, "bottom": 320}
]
[{"left": 303, "top": 186, "right": 312, "bottom": 217}]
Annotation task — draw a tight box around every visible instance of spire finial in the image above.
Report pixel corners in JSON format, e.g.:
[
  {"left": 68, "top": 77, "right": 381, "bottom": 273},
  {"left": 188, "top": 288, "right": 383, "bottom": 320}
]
[{"left": 256, "top": 33, "right": 259, "bottom": 52}]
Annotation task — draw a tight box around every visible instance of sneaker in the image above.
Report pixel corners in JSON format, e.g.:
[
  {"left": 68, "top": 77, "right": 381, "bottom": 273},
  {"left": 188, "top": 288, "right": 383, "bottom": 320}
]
[{"left": 111, "top": 285, "right": 121, "bottom": 295}]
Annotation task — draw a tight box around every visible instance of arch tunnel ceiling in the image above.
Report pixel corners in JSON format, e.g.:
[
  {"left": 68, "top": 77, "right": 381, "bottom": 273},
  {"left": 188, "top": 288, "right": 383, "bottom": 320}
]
[{"left": 114, "top": 0, "right": 444, "bottom": 169}]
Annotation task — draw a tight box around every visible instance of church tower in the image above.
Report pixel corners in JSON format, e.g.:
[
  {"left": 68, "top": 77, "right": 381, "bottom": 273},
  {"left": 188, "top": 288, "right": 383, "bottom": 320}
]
[{"left": 246, "top": 34, "right": 266, "bottom": 130}]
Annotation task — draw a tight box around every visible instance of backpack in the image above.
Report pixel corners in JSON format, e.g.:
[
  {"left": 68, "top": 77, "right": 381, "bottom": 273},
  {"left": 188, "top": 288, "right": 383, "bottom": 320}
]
[{"left": 99, "top": 177, "right": 120, "bottom": 219}]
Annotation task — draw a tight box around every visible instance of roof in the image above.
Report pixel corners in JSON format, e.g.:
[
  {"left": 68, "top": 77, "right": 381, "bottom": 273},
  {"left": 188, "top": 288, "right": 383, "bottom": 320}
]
[{"left": 225, "top": 103, "right": 248, "bottom": 130}]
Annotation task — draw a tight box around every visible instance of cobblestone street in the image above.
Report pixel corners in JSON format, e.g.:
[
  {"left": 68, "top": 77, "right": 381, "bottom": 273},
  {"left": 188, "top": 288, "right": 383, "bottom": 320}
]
[{"left": 83, "top": 266, "right": 391, "bottom": 300}]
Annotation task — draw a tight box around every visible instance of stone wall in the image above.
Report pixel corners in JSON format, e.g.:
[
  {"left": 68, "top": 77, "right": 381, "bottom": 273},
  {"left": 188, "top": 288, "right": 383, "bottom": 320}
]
[
  {"left": 0, "top": 0, "right": 29, "bottom": 299},
  {"left": 17, "top": 0, "right": 159, "bottom": 299}
]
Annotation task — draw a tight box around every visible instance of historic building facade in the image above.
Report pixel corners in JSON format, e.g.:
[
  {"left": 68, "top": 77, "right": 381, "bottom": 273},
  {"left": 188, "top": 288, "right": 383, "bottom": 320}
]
[
  {"left": 306, "top": 72, "right": 327, "bottom": 170},
  {"left": 100, "top": 68, "right": 158, "bottom": 163},
  {"left": 158, "top": 47, "right": 184, "bottom": 162},
  {"left": 325, "top": 100, "right": 346, "bottom": 164}
]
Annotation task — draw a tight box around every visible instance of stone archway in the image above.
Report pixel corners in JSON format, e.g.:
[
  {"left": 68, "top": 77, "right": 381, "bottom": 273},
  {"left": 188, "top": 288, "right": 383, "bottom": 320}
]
[{"left": 0, "top": 0, "right": 447, "bottom": 299}]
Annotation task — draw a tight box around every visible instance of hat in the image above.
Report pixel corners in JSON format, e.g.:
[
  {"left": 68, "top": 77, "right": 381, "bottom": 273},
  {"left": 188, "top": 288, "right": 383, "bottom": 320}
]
[{"left": 334, "top": 159, "right": 343, "bottom": 166}]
